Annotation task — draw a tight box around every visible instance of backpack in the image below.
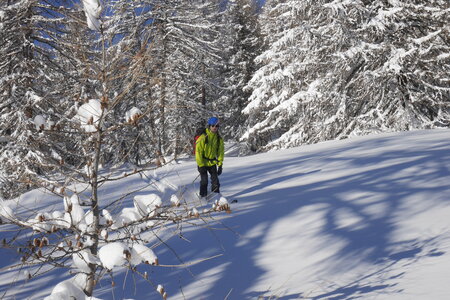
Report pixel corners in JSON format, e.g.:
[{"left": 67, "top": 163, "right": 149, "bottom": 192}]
[
  {"left": 193, "top": 127, "right": 207, "bottom": 155},
  {"left": 193, "top": 127, "right": 222, "bottom": 155}
]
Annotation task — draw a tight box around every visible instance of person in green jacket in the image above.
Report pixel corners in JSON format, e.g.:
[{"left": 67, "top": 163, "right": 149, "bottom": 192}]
[{"left": 195, "top": 117, "right": 225, "bottom": 200}]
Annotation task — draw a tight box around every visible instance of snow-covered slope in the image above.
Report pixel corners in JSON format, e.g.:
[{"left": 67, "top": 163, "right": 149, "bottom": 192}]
[{"left": 1, "top": 129, "right": 450, "bottom": 299}]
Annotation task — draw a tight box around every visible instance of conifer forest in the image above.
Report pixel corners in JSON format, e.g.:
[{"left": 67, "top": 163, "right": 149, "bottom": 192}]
[{"left": 1, "top": 0, "right": 449, "bottom": 198}]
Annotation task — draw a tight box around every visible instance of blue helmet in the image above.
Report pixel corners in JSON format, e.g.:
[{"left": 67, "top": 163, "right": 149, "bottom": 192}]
[{"left": 207, "top": 117, "right": 219, "bottom": 126}]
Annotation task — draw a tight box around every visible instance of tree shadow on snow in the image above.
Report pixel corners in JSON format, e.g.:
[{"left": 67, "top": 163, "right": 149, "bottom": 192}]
[
  {"left": 7, "top": 131, "right": 447, "bottom": 299},
  {"left": 147, "top": 132, "right": 450, "bottom": 300}
]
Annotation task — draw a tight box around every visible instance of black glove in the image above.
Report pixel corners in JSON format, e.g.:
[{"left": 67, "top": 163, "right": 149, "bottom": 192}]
[{"left": 217, "top": 166, "right": 222, "bottom": 176}]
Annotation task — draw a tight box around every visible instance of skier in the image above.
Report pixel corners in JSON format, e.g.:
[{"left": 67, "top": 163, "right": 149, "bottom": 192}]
[{"left": 195, "top": 117, "right": 224, "bottom": 200}]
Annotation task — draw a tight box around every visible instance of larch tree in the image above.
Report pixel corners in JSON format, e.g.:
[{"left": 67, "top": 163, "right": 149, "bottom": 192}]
[
  {"left": 0, "top": 0, "right": 232, "bottom": 299},
  {"left": 138, "top": 0, "right": 225, "bottom": 158}
]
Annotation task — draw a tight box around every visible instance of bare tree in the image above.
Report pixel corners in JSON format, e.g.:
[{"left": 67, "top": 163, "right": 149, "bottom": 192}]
[{"left": 0, "top": 0, "right": 232, "bottom": 298}]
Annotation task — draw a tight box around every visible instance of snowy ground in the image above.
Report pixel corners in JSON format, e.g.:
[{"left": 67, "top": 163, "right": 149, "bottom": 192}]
[{"left": 1, "top": 129, "right": 450, "bottom": 299}]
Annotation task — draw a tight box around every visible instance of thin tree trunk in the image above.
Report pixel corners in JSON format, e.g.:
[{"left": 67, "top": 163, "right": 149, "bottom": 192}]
[
  {"left": 85, "top": 129, "right": 102, "bottom": 296},
  {"left": 85, "top": 27, "right": 106, "bottom": 296}
]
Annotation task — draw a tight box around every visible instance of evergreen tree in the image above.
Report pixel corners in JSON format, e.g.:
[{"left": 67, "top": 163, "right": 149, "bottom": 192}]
[
  {"left": 0, "top": 0, "right": 78, "bottom": 198},
  {"left": 219, "top": 0, "right": 263, "bottom": 140},
  {"left": 242, "top": 0, "right": 450, "bottom": 151}
]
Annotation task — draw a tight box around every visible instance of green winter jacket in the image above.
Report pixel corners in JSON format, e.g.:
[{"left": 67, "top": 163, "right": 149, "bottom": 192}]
[{"left": 195, "top": 128, "right": 224, "bottom": 167}]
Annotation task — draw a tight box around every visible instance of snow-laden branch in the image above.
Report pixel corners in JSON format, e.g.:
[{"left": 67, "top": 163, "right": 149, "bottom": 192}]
[
  {"left": 1, "top": 180, "right": 231, "bottom": 299},
  {"left": 82, "top": 0, "right": 102, "bottom": 31}
]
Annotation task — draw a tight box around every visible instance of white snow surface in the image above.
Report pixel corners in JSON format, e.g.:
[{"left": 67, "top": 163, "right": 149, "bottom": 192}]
[{"left": 1, "top": 129, "right": 450, "bottom": 299}]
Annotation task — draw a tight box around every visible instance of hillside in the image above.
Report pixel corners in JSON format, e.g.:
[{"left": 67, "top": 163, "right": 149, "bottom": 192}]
[{"left": 1, "top": 129, "right": 450, "bottom": 299}]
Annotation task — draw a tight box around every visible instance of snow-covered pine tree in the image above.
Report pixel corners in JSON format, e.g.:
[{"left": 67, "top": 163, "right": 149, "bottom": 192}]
[
  {"left": 0, "top": 0, "right": 79, "bottom": 199},
  {"left": 333, "top": 0, "right": 450, "bottom": 136},
  {"left": 242, "top": 0, "right": 450, "bottom": 152},
  {"left": 240, "top": 0, "right": 304, "bottom": 151},
  {"left": 219, "top": 0, "right": 263, "bottom": 140}
]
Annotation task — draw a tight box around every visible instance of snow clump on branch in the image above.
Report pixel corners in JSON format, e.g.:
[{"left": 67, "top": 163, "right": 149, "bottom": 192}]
[
  {"left": 134, "top": 193, "right": 162, "bottom": 217},
  {"left": 125, "top": 107, "right": 142, "bottom": 124},
  {"left": 44, "top": 279, "right": 85, "bottom": 300},
  {"left": 130, "top": 243, "right": 158, "bottom": 266},
  {"left": 98, "top": 242, "right": 158, "bottom": 270},
  {"left": 74, "top": 99, "right": 103, "bottom": 133},
  {"left": 82, "top": 0, "right": 102, "bottom": 31}
]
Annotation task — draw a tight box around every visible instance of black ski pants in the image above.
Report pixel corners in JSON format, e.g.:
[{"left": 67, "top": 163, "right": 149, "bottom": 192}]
[{"left": 198, "top": 165, "right": 220, "bottom": 197}]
